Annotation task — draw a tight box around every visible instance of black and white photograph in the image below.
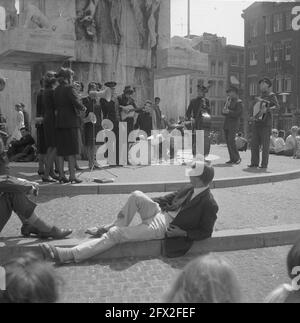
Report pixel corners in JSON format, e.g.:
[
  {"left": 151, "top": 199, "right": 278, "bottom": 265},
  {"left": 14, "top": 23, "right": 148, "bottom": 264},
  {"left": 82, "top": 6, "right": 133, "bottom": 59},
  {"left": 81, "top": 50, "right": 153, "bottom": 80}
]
[{"left": 0, "top": 0, "right": 300, "bottom": 307}]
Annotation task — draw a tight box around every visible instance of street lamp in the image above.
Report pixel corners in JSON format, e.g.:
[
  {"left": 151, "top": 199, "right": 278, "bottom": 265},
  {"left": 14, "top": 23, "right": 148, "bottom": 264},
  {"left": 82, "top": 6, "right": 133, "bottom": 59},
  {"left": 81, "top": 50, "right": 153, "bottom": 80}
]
[{"left": 278, "top": 92, "right": 291, "bottom": 130}]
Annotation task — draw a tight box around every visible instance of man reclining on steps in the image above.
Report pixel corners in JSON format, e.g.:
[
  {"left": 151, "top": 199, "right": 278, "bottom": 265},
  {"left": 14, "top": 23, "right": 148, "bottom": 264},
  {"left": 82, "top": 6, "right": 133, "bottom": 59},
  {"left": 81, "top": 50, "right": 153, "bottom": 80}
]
[
  {"left": 0, "top": 137, "right": 72, "bottom": 240},
  {"left": 41, "top": 161, "right": 219, "bottom": 263}
]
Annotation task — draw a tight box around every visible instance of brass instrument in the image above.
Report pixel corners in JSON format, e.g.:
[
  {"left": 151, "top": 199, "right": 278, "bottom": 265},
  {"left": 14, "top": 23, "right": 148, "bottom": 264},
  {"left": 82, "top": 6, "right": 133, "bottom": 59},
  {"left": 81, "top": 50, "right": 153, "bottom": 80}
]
[
  {"left": 89, "top": 87, "right": 112, "bottom": 102},
  {"left": 223, "top": 97, "right": 231, "bottom": 115}
]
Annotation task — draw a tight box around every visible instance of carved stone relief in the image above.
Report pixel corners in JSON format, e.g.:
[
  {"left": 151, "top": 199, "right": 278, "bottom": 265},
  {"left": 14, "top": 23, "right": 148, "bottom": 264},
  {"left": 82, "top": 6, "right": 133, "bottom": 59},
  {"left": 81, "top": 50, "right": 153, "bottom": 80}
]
[
  {"left": 106, "top": 0, "right": 122, "bottom": 45},
  {"left": 130, "top": 0, "right": 161, "bottom": 49},
  {"left": 76, "top": 0, "right": 100, "bottom": 40},
  {"left": 76, "top": 0, "right": 161, "bottom": 49}
]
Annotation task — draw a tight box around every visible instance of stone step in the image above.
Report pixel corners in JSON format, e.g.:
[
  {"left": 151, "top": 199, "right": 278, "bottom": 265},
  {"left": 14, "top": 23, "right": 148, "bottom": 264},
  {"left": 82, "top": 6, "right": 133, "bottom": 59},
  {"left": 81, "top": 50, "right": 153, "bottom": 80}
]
[
  {"left": 38, "top": 169, "right": 300, "bottom": 195},
  {"left": 1, "top": 224, "right": 299, "bottom": 263}
]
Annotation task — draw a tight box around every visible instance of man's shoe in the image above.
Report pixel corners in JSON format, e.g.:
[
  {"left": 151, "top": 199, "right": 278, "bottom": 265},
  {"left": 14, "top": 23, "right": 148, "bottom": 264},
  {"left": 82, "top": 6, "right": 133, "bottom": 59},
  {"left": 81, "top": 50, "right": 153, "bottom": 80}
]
[
  {"left": 234, "top": 159, "right": 242, "bottom": 165},
  {"left": 40, "top": 244, "right": 61, "bottom": 264},
  {"left": 21, "top": 224, "right": 40, "bottom": 238},
  {"left": 225, "top": 161, "right": 234, "bottom": 164},
  {"left": 248, "top": 164, "right": 258, "bottom": 168},
  {"left": 38, "top": 227, "right": 73, "bottom": 240},
  {"left": 85, "top": 226, "right": 108, "bottom": 238},
  {"left": 259, "top": 165, "right": 268, "bottom": 170}
]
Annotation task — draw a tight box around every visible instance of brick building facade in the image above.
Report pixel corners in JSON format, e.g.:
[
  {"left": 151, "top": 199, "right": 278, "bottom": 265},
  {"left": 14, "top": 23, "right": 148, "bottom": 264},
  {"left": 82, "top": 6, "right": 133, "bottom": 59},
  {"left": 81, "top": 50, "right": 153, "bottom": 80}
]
[{"left": 243, "top": 2, "right": 300, "bottom": 136}]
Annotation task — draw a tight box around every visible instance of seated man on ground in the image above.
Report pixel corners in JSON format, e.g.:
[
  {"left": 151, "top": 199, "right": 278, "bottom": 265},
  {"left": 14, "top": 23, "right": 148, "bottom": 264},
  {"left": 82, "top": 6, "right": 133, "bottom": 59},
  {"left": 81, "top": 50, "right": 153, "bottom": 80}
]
[
  {"left": 269, "top": 130, "right": 286, "bottom": 155},
  {"left": 0, "top": 137, "right": 72, "bottom": 239},
  {"left": 285, "top": 126, "right": 299, "bottom": 157},
  {"left": 41, "top": 161, "right": 219, "bottom": 263},
  {"left": 269, "top": 129, "right": 279, "bottom": 154},
  {"left": 7, "top": 127, "right": 35, "bottom": 162},
  {"left": 235, "top": 132, "right": 248, "bottom": 152}
]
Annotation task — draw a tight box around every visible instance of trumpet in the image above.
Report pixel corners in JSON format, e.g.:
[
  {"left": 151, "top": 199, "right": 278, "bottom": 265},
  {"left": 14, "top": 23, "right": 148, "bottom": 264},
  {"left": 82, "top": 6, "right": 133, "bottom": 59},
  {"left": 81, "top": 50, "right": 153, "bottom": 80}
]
[{"left": 223, "top": 97, "right": 231, "bottom": 114}]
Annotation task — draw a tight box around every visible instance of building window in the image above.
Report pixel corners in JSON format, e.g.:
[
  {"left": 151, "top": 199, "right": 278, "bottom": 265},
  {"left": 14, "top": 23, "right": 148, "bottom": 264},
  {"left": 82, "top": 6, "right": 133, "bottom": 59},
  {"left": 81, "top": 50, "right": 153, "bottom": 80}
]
[
  {"left": 210, "top": 101, "right": 217, "bottom": 116},
  {"left": 231, "top": 54, "right": 238, "bottom": 66},
  {"left": 240, "top": 53, "right": 245, "bottom": 66},
  {"left": 265, "top": 45, "right": 271, "bottom": 63},
  {"left": 284, "top": 77, "right": 292, "bottom": 92},
  {"left": 273, "top": 43, "right": 283, "bottom": 62},
  {"left": 249, "top": 81, "right": 257, "bottom": 96},
  {"left": 217, "top": 102, "right": 224, "bottom": 116},
  {"left": 218, "top": 62, "right": 224, "bottom": 75},
  {"left": 210, "top": 101, "right": 216, "bottom": 116},
  {"left": 250, "top": 21, "right": 258, "bottom": 38},
  {"left": 249, "top": 49, "right": 258, "bottom": 66},
  {"left": 273, "top": 13, "right": 283, "bottom": 33},
  {"left": 285, "top": 11, "right": 292, "bottom": 30},
  {"left": 275, "top": 77, "right": 283, "bottom": 93},
  {"left": 284, "top": 41, "right": 292, "bottom": 61},
  {"left": 265, "top": 16, "right": 271, "bottom": 35},
  {"left": 218, "top": 81, "right": 224, "bottom": 97},
  {"left": 211, "top": 62, "right": 216, "bottom": 75},
  {"left": 209, "top": 81, "right": 216, "bottom": 97}
]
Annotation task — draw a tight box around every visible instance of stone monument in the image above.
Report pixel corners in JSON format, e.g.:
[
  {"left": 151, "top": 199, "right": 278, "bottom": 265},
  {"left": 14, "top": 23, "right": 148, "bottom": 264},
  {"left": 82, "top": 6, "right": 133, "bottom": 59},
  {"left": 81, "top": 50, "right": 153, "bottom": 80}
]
[{"left": 0, "top": 0, "right": 207, "bottom": 135}]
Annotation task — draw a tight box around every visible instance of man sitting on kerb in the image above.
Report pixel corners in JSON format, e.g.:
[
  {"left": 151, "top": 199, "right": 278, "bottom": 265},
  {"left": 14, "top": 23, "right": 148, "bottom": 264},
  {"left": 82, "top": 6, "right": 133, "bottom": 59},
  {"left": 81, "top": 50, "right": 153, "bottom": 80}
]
[
  {"left": 0, "top": 137, "right": 72, "bottom": 240},
  {"left": 41, "top": 161, "right": 219, "bottom": 263}
]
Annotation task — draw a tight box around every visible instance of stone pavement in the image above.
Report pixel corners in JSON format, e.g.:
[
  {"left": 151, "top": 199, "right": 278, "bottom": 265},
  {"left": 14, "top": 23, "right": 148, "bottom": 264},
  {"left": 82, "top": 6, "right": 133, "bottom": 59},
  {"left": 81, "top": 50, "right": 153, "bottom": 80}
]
[
  {"left": 8, "top": 145, "right": 300, "bottom": 185},
  {"left": 54, "top": 246, "right": 290, "bottom": 303},
  {"left": 1, "top": 179, "right": 300, "bottom": 239},
  {"left": 1, "top": 145, "right": 299, "bottom": 303}
]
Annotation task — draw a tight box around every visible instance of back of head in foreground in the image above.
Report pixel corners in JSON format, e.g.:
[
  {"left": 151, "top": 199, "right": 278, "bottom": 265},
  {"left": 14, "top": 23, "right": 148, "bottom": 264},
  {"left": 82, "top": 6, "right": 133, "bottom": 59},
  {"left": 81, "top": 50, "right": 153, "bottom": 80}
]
[
  {"left": 0, "top": 252, "right": 61, "bottom": 303},
  {"left": 164, "top": 254, "right": 241, "bottom": 303}
]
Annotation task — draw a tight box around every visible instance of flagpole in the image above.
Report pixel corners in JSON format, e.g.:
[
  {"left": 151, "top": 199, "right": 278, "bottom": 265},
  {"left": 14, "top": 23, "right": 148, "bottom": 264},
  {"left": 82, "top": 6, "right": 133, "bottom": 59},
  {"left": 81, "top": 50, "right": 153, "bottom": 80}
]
[{"left": 187, "top": 0, "right": 191, "bottom": 38}]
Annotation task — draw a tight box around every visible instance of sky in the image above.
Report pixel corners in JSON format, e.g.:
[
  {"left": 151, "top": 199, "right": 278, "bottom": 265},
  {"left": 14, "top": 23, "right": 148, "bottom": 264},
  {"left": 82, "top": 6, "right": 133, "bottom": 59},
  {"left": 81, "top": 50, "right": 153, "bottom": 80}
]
[{"left": 171, "top": 0, "right": 295, "bottom": 46}]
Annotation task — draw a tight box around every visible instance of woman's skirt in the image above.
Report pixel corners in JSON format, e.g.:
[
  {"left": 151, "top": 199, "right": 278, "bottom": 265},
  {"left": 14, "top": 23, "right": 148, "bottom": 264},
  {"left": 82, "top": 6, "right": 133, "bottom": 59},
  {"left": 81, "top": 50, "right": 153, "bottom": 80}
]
[
  {"left": 44, "top": 119, "right": 56, "bottom": 149},
  {"left": 56, "top": 128, "right": 80, "bottom": 157},
  {"left": 36, "top": 125, "right": 47, "bottom": 154}
]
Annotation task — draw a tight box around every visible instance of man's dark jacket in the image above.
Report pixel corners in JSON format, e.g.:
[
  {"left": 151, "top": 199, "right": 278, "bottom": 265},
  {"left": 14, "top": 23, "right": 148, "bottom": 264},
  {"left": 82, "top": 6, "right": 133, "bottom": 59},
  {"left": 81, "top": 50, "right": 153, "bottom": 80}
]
[
  {"left": 152, "top": 185, "right": 218, "bottom": 258},
  {"left": 222, "top": 98, "right": 243, "bottom": 131},
  {"left": 135, "top": 111, "right": 153, "bottom": 137},
  {"left": 186, "top": 97, "right": 211, "bottom": 130}
]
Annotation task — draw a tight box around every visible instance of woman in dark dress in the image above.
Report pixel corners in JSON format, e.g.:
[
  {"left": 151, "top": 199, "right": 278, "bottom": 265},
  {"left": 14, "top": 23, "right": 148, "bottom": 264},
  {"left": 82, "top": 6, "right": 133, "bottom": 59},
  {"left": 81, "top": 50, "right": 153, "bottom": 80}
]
[
  {"left": 42, "top": 71, "right": 59, "bottom": 183},
  {"left": 36, "top": 80, "right": 47, "bottom": 176},
  {"left": 53, "top": 68, "right": 87, "bottom": 184}
]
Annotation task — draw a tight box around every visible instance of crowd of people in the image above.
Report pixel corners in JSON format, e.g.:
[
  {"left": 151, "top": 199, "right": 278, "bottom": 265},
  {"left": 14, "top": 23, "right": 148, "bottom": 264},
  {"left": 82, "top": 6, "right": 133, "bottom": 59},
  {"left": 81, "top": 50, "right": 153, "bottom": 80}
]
[
  {"left": 270, "top": 126, "right": 300, "bottom": 159},
  {"left": 0, "top": 70, "right": 296, "bottom": 179},
  {"left": 7, "top": 67, "right": 189, "bottom": 182},
  {"left": 1, "top": 239, "right": 300, "bottom": 303}
]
